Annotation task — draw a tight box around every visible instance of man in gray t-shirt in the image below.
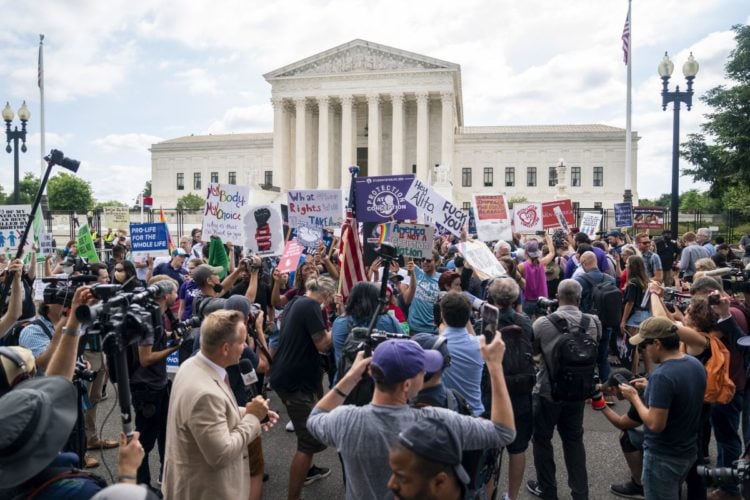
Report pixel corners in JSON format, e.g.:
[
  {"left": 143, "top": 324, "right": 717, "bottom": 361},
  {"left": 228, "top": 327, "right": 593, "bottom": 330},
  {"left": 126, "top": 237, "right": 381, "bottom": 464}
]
[{"left": 307, "top": 338, "right": 516, "bottom": 499}]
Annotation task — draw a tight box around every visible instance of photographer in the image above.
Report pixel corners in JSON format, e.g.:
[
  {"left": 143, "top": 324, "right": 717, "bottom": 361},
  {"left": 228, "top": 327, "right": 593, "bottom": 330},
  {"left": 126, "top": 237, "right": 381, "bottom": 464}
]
[{"left": 0, "top": 259, "right": 28, "bottom": 339}]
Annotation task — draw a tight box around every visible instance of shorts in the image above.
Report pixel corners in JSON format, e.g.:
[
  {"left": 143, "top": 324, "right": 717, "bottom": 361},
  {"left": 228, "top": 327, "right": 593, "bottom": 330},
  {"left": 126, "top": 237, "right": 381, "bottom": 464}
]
[
  {"left": 268, "top": 328, "right": 281, "bottom": 351},
  {"left": 248, "top": 436, "right": 264, "bottom": 476},
  {"left": 506, "top": 393, "right": 533, "bottom": 454},
  {"left": 626, "top": 309, "right": 651, "bottom": 328},
  {"left": 276, "top": 390, "right": 327, "bottom": 455}
]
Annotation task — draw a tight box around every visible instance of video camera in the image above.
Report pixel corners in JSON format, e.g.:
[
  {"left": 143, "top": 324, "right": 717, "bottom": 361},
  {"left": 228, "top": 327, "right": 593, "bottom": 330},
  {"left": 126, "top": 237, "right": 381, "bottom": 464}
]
[
  {"left": 536, "top": 296, "right": 559, "bottom": 315},
  {"left": 698, "top": 459, "right": 750, "bottom": 499},
  {"left": 663, "top": 287, "right": 692, "bottom": 313},
  {"left": 725, "top": 261, "right": 750, "bottom": 295},
  {"left": 351, "top": 326, "right": 410, "bottom": 357},
  {"left": 41, "top": 273, "right": 99, "bottom": 308}
]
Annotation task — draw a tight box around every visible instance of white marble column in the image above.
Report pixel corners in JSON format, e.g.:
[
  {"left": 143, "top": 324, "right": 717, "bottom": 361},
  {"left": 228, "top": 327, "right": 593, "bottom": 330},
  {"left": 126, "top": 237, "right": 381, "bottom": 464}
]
[
  {"left": 367, "top": 94, "right": 381, "bottom": 177},
  {"left": 416, "top": 92, "right": 430, "bottom": 181},
  {"left": 294, "top": 97, "right": 307, "bottom": 187},
  {"left": 340, "top": 94, "right": 355, "bottom": 188},
  {"left": 317, "top": 96, "right": 330, "bottom": 189},
  {"left": 272, "top": 97, "right": 290, "bottom": 193},
  {"left": 391, "top": 92, "right": 405, "bottom": 174},
  {"left": 440, "top": 92, "right": 454, "bottom": 177}
]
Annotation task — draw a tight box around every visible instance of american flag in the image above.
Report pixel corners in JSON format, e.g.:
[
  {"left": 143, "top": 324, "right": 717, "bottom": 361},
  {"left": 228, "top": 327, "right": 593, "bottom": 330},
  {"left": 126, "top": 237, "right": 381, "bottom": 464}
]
[
  {"left": 621, "top": 5, "right": 631, "bottom": 65},
  {"left": 338, "top": 166, "right": 366, "bottom": 299}
]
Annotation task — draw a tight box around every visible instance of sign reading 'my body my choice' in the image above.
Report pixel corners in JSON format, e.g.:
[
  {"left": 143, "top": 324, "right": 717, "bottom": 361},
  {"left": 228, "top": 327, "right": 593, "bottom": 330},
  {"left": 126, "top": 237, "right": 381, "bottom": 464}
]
[{"left": 202, "top": 183, "right": 250, "bottom": 244}]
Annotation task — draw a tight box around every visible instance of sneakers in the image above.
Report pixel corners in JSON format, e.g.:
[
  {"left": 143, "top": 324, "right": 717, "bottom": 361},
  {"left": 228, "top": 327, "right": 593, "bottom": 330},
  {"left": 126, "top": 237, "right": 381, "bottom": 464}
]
[
  {"left": 610, "top": 479, "right": 644, "bottom": 499},
  {"left": 526, "top": 480, "right": 543, "bottom": 498},
  {"left": 304, "top": 465, "right": 331, "bottom": 486},
  {"left": 84, "top": 453, "right": 100, "bottom": 469},
  {"left": 87, "top": 438, "right": 119, "bottom": 450},
  {"left": 285, "top": 420, "right": 295, "bottom": 432}
]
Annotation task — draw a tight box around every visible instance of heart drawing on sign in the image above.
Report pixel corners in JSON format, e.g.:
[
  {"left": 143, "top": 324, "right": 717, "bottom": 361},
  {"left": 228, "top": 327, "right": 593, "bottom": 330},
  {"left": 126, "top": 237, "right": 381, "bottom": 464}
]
[{"left": 517, "top": 206, "right": 539, "bottom": 228}]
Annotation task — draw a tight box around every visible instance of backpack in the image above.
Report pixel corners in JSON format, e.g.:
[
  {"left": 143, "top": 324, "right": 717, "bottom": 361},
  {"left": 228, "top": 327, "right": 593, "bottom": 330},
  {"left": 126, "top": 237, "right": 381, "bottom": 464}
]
[
  {"left": 2, "top": 466, "right": 108, "bottom": 500},
  {"left": 414, "top": 387, "right": 473, "bottom": 416},
  {"left": 545, "top": 313, "right": 597, "bottom": 402},
  {"left": 499, "top": 324, "right": 536, "bottom": 396},
  {"left": 336, "top": 321, "right": 376, "bottom": 406},
  {"left": 1, "top": 318, "right": 52, "bottom": 347},
  {"left": 582, "top": 274, "right": 623, "bottom": 327},
  {"left": 683, "top": 333, "right": 736, "bottom": 404}
]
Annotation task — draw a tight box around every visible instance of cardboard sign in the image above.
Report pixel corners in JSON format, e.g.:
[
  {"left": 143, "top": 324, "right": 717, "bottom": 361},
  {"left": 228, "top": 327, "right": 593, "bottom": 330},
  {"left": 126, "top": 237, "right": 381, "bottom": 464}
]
[
  {"left": 287, "top": 189, "right": 343, "bottom": 229},
  {"left": 244, "top": 203, "right": 284, "bottom": 257},
  {"left": 103, "top": 207, "right": 130, "bottom": 230},
  {"left": 542, "top": 200, "right": 574, "bottom": 230},
  {"left": 76, "top": 224, "right": 100, "bottom": 263},
  {"left": 129, "top": 223, "right": 170, "bottom": 253},
  {"left": 633, "top": 206, "right": 665, "bottom": 229},
  {"left": 355, "top": 175, "right": 417, "bottom": 222},
  {"left": 458, "top": 241, "right": 508, "bottom": 280},
  {"left": 0, "top": 204, "right": 31, "bottom": 254},
  {"left": 614, "top": 202, "right": 633, "bottom": 228},
  {"left": 379, "top": 223, "right": 435, "bottom": 259},
  {"left": 406, "top": 179, "right": 467, "bottom": 238},
  {"left": 278, "top": 240, "right": 305, "bottom": 273},
  {"left": 580, "top": 212, "right": 603, "bottom": 238},
  {"left": 202, "top": 183, "right": 250, "bottom": 245},
  {"left": 166, "top": 351, "right": 179, "bottom": 374},
  {"left": 39, "top": 232, "right": 53, "bottom": 256},
  {"left": 512, "top": 202, "right": 543, "bottom": 233},
  {"left": 296, "top": 224, "right": 323, "bottom": 250},
  {"left": 473, "top": 194, "right": 512, "bottom": 242}
]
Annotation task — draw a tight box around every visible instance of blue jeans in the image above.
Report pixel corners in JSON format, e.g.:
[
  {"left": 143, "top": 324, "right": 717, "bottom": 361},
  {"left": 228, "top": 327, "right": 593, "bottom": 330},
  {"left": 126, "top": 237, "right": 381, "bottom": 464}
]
[
  {"left": 642, "top": 450, "right": 693, "bottom": 500},
  {"left": 711, "top": 391, "right": 744, "bottom": 495},
  {"left": 597, "top": 326, "right": 613, "bottom": 383}
]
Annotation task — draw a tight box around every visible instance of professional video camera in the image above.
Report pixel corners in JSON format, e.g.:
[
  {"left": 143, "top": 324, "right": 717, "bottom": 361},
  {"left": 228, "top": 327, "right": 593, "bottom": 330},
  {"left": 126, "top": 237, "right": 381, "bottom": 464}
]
[
  {"left": 725, "top": 261, "right": 750, "bottom": 295},
  {"left": 536, "top": 296, "right": 559, "bottom": 315},
  {"left": 663, "top": 287, "right": 692, "bottom": 313},
  {"left": 349, "top": 326, "right": 410, "bottom": 357},
  {"left": 41, "top": 273, "right": 99, "bottom": 308},
  {"left": 698, "top": 459, "right": 750, "bottom": 499}
]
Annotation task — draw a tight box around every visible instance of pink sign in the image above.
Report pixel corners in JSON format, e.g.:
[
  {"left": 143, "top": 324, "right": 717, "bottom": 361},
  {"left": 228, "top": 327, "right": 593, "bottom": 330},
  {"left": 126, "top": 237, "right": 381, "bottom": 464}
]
[{"left": 277, "top": 240, "right": 305, "bottom": 273}]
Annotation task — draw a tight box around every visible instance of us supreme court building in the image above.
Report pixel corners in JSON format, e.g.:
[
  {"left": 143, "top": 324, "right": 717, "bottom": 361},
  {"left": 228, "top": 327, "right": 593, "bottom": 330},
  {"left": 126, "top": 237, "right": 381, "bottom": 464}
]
[{"left": 151, "top": 39, "right": 639, "bottom": 211}]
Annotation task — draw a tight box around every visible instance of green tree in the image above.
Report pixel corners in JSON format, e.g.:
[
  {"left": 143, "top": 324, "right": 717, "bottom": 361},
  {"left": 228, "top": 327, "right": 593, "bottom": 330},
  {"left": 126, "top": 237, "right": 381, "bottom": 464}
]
[
  {"left": 721, "top": 184, "right": 750, "bottom": 210},
  {"left": 0, "top": 184, "right": 7, "bottom": 204},
  {"left": 681, "top": 24, "right": 750, "bottom": 197},
  {"left": 679, "top": 189, "right": 705, "bottom": 212},
  {"left": 94, "top": 200, "right": 128, "bottom": 211},
  {"left": 176, "top": 193, "right": 205, "bottom": 211},
  {"left": 142, "top": 180, "right": 151, "bottom": 197},
  {"left": 18, "top": 172, "right": 41, "bottom": 204},
  {"left": 47, "top": 172, "right": 94, "bottom": 211},
  {"left": 507, "top": 196, "right": 528, "bottom": 209}
]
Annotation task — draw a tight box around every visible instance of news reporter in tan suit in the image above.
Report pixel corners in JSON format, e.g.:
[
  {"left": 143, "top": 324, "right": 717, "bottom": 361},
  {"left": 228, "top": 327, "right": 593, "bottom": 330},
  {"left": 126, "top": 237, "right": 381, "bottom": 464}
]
[{"left": 163, "top": 310, "right": 277, "bottom": 500}]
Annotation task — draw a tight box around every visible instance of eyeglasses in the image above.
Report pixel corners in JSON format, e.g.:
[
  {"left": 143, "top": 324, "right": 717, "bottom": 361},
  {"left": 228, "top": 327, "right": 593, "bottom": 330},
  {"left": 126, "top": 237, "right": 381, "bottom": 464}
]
[{"left": 638, "top": 339, "right": 655, "bottom": 350}]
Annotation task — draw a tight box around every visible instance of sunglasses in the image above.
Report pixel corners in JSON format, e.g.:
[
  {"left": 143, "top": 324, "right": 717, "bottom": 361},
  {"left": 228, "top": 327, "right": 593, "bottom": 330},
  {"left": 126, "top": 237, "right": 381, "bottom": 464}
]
[{"left": 637, "top": 339, "right": 655, "bottom": 351}]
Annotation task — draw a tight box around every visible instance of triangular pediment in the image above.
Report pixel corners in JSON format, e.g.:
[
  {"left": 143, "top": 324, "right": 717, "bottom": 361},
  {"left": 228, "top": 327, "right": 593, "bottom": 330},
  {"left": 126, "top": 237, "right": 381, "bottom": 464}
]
[{"left": 264, "top": 39, "right": 459, "bottom": 79}]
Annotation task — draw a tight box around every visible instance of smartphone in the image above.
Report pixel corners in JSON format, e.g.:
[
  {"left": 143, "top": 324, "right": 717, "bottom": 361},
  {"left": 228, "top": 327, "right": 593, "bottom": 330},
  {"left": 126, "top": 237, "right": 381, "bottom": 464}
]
[
  {"left": 481, "top": 304, "right": 499, "bottom": 344},
  {"left": 535, "top": 230, "right": 546, "bottom": 236},
  {"left": 613, "top": 373, "right": 630, "bottom": 386}
]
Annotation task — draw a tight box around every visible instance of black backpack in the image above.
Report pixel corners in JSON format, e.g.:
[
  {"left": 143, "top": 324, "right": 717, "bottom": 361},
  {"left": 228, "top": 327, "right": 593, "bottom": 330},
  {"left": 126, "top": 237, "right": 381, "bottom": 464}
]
[
  {"left": 582, "top": 274, "right": 623, "bottom": 327},
  {"left": 499, "top": 324, "right": 536, "bottom": 396},
  {"left": 336, "top": 322, "right": 376, "bottom": 406},
  {"left": 545, "top": 313, "right": 597, "bottom": 402},
  {"left": 1, "top": 318, "right": 52, "bottom": 347}
]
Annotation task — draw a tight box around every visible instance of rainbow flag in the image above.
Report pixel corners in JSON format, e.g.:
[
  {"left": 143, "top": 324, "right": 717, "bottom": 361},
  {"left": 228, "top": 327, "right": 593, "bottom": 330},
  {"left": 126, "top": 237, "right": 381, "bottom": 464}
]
[
  {"left": 159, "top": 206, "right": 175, "bottom": 255},
  {"left": 378, "top": 223, "right": 390, "bottom": 244}
]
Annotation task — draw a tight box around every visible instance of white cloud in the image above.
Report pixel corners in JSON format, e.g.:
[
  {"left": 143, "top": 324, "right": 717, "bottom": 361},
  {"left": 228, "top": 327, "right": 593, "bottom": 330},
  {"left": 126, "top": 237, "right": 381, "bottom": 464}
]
[
  {"left": 76, "top": 162, "right": 150, "bottom": 203},
  {"left": 206, "top": 104, "right": 272, "bottom": 134},
  {"left": 175, "top": 68, "right": 219, "bottom": 96},
  {"left": 93, "top": 133, "right": 164, "bottom": 154}
]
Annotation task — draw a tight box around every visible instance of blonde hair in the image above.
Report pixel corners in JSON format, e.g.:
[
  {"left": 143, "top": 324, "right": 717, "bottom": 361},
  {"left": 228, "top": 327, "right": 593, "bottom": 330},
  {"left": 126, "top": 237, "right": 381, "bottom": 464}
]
[
  {"left": 305, "top": 275, "right": 336, "bottom": 296},
  {"left": 147, "top": 275, "right": 178, "bottom": 293},
  {"left": 695, "top": 258, "right": 717, "bottom": 272},
  {"left": 200, "top": 310, "right": 244, "bottom": 353}
]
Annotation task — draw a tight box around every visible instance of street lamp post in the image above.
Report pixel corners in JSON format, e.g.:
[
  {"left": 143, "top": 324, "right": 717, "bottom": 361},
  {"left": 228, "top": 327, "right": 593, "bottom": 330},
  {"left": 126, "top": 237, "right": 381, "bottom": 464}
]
[
  {"left": 659, "top": 51, "right": 699, "bottom": 236},
  {"left": 3, "top": 101, "right": 31, "bottom": 204}
]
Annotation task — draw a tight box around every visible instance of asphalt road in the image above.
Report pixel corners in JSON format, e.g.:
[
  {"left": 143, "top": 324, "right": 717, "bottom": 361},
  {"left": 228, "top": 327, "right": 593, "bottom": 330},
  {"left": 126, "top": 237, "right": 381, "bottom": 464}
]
[{"left": 88, "top": 380, "right": 652, "bottom": 500}]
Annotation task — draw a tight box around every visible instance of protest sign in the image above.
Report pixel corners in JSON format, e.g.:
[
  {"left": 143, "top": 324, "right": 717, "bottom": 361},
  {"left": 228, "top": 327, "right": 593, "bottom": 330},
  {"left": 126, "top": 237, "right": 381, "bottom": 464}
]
[
  {"left": 542, "top": 200, "right": 574, "bottom": 230},
  {"left": 614, "top": 202, "right": 633, "bottom": 228},
  {"left": 406, "top": 179, "right": 468, "bottom": 238},
  {"left": 0, "top": 204, "right": 31, "bottom": 254},
  {"left": 287, "top": 189, "right": 343, "bottom": 229},
  {"left": 76, "top": 224, "right": 100, "bottom": 263},
  {"left": 129, "top": 223, "right": 169, "bottom": 253},
  {"left": 244, "top": 203, "right": 284, "bottom": 257},
  {"left": 580, "top": 212, "right": 603, "bottom": 238},
  {"left": 467, "top": 207, "right": 477, "bottom": 236},
  {"left": 103, "top": 207, "right": 130, "bottom": 230},
  {"left": 202, "top": 183, "right": 250, "bottom": 244},
  {"left": 512, "top": 203, "right": 543, "bottom": 233},
  {"left": 278, "top": 240, "right": 305, "bottom": 273},
  {"left": 39, "top": 232, "right": 53, "bottom": 256},
  {"left": 472, "top": 194, "right": 512, "bottom": 242},
  {"left": 296, "top": 224, "right": 323, "bottom": 250},
  {"left": 379, "top": 223, "right": 435, "bottom": 259},
  {"left": 355, "top": 175, "right": 417, "bottom": 223},
  {"left": 458, "top": 241, "right": 508, "bottom": 280},
  {"left": 633, "top": 206, "right": 665, "bottom": 229}
]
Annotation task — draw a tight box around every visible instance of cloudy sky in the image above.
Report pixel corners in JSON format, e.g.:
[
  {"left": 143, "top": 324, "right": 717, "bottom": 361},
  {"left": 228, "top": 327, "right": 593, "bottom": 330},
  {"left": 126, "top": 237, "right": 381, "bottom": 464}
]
[{"left": 0, "top": 0, "right": 747, "bottom": 205}]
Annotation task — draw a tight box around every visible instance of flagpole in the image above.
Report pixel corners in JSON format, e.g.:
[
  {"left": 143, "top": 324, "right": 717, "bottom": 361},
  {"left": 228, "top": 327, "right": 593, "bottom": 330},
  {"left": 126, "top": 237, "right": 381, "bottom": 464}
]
[
  {"left": 38, "top": 34, "right": 46, "bottom": 184},
  {"left": 624, "top": 0, "right": 633, "bottom": 202}
]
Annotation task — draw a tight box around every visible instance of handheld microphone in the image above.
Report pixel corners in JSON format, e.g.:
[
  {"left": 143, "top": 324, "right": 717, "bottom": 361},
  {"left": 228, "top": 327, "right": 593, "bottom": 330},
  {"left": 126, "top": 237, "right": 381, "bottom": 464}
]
[{"left": 239, "top": 358, "right": 258, "bottom": 388}]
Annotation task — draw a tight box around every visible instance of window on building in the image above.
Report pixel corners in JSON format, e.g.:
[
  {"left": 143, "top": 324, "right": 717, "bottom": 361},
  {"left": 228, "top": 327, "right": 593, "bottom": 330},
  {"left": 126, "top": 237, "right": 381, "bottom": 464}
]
[
  {"left": 483, "top": 167, "right": 493, "bottom": 187},
  {"left": 571, "top": 166, "right": 581, "bottom": 187},
  {"left": 193, "top": 172, "right": 201, "bottom": 190},
  {"left": 210, "top": 171, "right": 219, "bottom": 184},
  {"left": 462, "top": 202, "right": 471, "bottom": 211},
  {"left": 573, "top": 201, "right": 580, "bottom": 213},
  {"left": 412, "top": 164, "right": 417, "bottom": 174},
  {"left": 228, "top": 171, "right": 237, "bottom": 185},
  {"left": 264, "top": 170, "right": 273, "bottom": 186},
  {"left": 176, "top": 173, "right": 184, "bottom": 190},
  {"left": 594, "top": 202, "right": 603, "bottom": 209},
  {"left": 593, "top": 166, "right": 603, "bottom": 187},
  {"left": 549, "top": 166, "right": 558, "bottom": 187},
  {"left": 462, "top": 168, "right": 472, "bottom": 187},
  {"left": 505, "top": 167, "right": 515, "bottom": 187},
  {"left": 527, "top": 167, "right": 537, "bottom": 187}
]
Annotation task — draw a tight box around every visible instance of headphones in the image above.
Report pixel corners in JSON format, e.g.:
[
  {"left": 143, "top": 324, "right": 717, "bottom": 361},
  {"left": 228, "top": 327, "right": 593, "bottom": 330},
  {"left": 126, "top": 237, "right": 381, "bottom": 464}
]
[
  {"left": 430, "top": 335, "right": 452, "bottom": 369},
  {"left": 0, "top": 346, "right": 32, "bottom": 394}
]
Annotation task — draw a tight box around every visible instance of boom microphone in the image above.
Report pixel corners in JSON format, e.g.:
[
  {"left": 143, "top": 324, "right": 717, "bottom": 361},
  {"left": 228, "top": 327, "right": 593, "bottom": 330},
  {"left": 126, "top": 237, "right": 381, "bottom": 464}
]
[
  {"left": 703, "top": 268, "right": 734, "bottom": 278},
  {"left": 130, "top": 280, "right": 175, "bottom": 302}
]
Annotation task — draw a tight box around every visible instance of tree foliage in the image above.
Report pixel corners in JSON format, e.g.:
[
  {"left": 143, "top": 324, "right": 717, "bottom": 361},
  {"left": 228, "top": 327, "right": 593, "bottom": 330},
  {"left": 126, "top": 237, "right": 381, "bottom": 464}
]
[
  {"left": 94, "top": 200, "right": 128, "bottom": 211},
  {"left": 681, "top": 24, "right": 750, "bottom": 197},
  {"left": 142, "top": 180, "right": 151, "bottom": 197},
  {"left": 176, "top": 193, "right": 205, "bottom": 211},
  {"left": 47, "top": 172, "right": 94, "bottom": 212}
]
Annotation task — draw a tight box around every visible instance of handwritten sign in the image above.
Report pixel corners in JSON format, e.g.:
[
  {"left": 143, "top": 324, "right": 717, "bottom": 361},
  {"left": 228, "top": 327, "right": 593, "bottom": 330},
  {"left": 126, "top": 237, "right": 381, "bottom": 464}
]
[
  {"left": 406, "top": 179, "right": 467, "bottom": 238},
  {"left": 379, "top": 223, "right": 435, "bottom": 259},
  {"left": 244, "top": 203, "right": 284, "bottom": 257},
  {"left": 202, "top": 183, "right": 250, "bottom": 244},
  {"left": 458, "top": 241, "right": 508, "bottom": 280},
  {"left": 542, "top": 200, "right": 574, "bottom": 230},
  {"left": 129, "top": 223, "right": 169, "bottom": 253},
  {"left": 295, "top": 224, "right": 323, "bottom": 250},
  {"left": 355, "top": 175, "right": 417, "bottom": 222},
  {"left": 103, "top": 207, "right": 130, "bottom": 230},
  {"left": 0, "top": 204, "right": 31, "bottom": 254},
  {"left": 633, "top": 206, "right": 664, "bottom": 229},
  {"left": 580, "top": 212, "right": 603, "bottom": 238},
  {"left": 39, "top": 232, "right": 53, "bottom": 256},
  {"left": 278, "top": 240, "right": 305, "bottom": 273},
  {"left": 512, "top": 203, "right": 543, "bottom": 233},
  {"left": 76, "top": 224, "right": 100, "bottom": 263},
  {"left": 287, "top": 189, "right": 343, "bottom": 229},
  {"left": 614, "top": 202, "right": 633, "bottom": 228},
  {"left": 472, "top": 194, "right": 512, "bottom": 242}
]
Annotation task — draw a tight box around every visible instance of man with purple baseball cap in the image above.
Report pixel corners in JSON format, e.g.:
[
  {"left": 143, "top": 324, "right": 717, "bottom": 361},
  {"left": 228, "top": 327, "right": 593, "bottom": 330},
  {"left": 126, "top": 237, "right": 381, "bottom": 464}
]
[{"left": 369, "top": 339, "right": 444, "bottom": 386}]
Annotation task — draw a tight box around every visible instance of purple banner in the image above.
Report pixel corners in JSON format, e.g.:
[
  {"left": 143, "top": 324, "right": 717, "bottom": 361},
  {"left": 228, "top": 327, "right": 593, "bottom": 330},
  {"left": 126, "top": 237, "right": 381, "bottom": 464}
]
[{"left": 354, "top": 174, "right": 417, "bottom": 223}]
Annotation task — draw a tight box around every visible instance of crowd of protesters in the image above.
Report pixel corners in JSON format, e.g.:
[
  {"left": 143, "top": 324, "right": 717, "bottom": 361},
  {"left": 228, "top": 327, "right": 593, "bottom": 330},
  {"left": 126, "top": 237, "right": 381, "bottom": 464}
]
[{"left": 2, "top": 223, "right": 750, "bottom": 500}]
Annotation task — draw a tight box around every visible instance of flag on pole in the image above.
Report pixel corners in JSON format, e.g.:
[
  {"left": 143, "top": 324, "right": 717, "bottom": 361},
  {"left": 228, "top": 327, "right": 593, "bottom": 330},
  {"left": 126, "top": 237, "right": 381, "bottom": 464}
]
[
  {"left": 38, "top": 35, "right": 44, "bottom": 89},
  {"left": 338, "top": 166, "right": 366, "bottom": 299},
  {"left": 159, "top": 206, "right": 175, "bottom": 254},
  {"left": 621, "top": 3, "right": 631, "bottom": 65}
]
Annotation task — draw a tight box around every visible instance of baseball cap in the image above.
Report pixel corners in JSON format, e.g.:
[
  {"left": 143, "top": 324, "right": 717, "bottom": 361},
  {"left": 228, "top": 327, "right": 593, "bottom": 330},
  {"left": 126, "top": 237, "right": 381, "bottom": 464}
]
[
  {"left": 398, "top": 417, "right": 470, "bottom": 485},
  {"left": 628, "top": 317, "right": 678, "bottom": 346},
  {"left": 172, "top": 248, "right": 187, "bottom": 258},
  {"left": 370, "top": 340, "right": 443, "bottom": 384},
  {"left": 411, "top": 333, "right": 450, "bottom": 373},
  {"left": 524, "top": 240, "right": 541, "bottom": 259},
  {"left": 92, "top": 484, "right": 161, "bottom": 500},
  {"left": 225, "top": 295, "right": 252, "bottom": 320},
  {"left": 607, "top": 230, "right": 625, "bottom": 238},
  {"left": 192, "top": 264, "right": 224, "bottom": 287}
]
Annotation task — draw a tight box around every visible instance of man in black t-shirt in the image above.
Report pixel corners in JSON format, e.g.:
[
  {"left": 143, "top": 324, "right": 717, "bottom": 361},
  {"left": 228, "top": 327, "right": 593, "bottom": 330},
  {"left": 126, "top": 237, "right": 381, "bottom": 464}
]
[
  {"left": 656, "top": 231, "right": 679, "bottom": 286},
  {"left": 270, "top": 275, "right": 335, "bottom": 500}
]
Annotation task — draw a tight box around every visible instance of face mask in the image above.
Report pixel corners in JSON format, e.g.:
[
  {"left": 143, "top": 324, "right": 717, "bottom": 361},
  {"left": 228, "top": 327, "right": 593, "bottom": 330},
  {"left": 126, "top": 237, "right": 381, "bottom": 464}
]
[
  {"left": 114, "top": 271, "right": 126, "bottom": 283},
  {"left": 213, "top": 283, "right": 223, "bottom": 293}
]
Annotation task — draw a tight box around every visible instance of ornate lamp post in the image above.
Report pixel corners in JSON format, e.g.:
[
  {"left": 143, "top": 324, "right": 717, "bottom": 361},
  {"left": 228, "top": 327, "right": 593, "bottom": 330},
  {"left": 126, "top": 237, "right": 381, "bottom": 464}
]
[
  {"left": 3, "top": 101, "right": 31, "bottom": 204},
  {"left": 659, "top": 52, "right": 699, "bottom": 236}
]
